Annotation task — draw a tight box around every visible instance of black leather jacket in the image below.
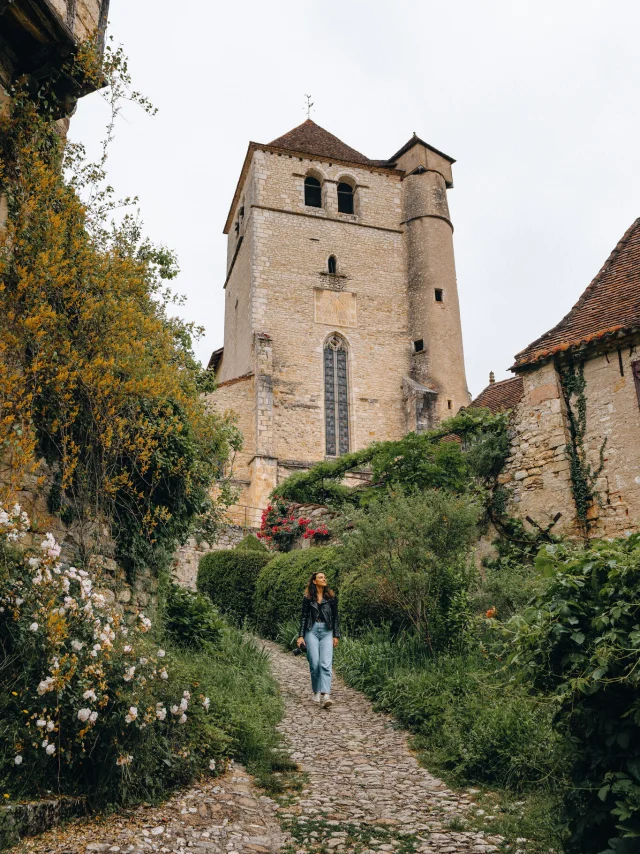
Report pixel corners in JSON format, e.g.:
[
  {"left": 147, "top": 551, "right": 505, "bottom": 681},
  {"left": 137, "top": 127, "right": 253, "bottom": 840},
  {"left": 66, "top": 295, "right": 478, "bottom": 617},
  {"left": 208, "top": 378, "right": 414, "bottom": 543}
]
[{"left": 298, "top": 595, "right": 341, "bottom": 639}]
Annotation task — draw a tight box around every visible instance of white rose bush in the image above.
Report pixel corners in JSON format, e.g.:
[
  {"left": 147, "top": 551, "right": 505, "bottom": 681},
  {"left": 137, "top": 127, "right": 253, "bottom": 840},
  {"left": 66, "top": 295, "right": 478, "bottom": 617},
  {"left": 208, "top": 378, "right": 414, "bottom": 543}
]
[{"left": 0, "top": 506, "right": 228, "bottom": 805}]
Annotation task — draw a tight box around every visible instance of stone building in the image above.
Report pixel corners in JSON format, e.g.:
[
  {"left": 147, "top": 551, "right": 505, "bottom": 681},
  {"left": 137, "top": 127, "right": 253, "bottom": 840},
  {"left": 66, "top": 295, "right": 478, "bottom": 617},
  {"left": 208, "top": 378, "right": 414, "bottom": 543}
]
[
  {"left": 473, "top": 218, "right": 640, "bottom": 539},
  {"left": 209, "top": 119, "right": 471, "bottom": 521},
  {"left": 0, "top": 0, "right": 108, "bottom": 119}
]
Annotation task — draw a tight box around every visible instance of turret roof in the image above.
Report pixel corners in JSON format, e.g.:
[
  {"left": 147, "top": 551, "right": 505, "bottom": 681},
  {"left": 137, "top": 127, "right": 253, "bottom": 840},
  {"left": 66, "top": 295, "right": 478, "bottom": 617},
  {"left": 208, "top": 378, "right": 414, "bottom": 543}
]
[{"left": 512, "top": 218, "right": 640, "bottom": 370}]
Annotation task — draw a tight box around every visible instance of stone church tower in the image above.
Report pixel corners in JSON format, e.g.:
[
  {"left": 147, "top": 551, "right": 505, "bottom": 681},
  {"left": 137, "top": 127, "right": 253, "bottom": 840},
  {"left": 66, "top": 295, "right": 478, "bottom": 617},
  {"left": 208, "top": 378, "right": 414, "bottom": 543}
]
[{"left": 208, "top": 120, "right": 470, "bottom": 522}]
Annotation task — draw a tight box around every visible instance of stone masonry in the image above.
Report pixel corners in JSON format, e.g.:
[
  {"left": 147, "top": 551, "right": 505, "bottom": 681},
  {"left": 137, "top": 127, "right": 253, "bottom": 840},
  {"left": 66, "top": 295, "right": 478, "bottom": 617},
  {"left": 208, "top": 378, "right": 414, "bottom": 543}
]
[{"left": 207, "top": 121, "right": 471, "bottom": 518}]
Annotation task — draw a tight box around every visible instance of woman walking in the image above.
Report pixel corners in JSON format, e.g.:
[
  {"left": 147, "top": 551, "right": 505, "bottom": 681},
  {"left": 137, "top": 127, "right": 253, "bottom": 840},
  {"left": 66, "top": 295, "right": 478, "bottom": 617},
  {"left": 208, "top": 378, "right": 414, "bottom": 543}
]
[{"left": 297, "top": 571, "right": 340, "bottom": 708}]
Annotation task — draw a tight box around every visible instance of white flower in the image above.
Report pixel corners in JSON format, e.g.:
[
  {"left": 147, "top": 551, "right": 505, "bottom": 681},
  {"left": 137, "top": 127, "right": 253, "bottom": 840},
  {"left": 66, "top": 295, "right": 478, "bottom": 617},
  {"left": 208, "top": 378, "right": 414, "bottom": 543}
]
[
  {"left": 120, "top": 626, "right": 128, "bottom": 636},
  {"left": 93, "top": 643, "right": 101, "bottom": 652},
  {"left": 29, "top": 622, "right": 38, "bottom": 632},
  {"left": 89, "top": 711, "right": 98, "bottom": 724},
  {"left": 77, "top": 708, "right": 91, "bottom": 723},
  {"left": 209, "top": 758, "right": 216, "bottom": 771},
  {"left": 46, "top": 721, "right": 55, "bottom": 732},
  {"left": 14, "top": 755, "right": 23, "bottom": 765},
  {"left": 159, "top": 669, "right": 168, "bottom": 680},
  {"left": 83, "top": 689, "right": 97, "bottom": 702},
  {"left": 179, "top": 697, "right": 188, "bottom": 712},
  {"left": 123, "top": 644, "right": 132, "bottom": 653},
  {"left": 116, "top": 754, "right": 133, "bottom": 766},
  {"left": 37, "top": 677, "right": 54, "bottom": 695},
  {"left": 155, "top": 706, "right": 167, "bottom": 721},
  {"left": 183, "top": 690, "right": 191, "bottom": 700},
  {"left": 157, "top": 649, "right": 166, "bottom": 658},
  {"left": 15, "top": 597, "right": 23, "bottom": 606},
  {"left": 46, "top": 743, "right": 56, "bottom": 756},
  {"left": 123, "top": 666, "right": 136, "bottom": 682},
  {"left": 138, "top": 657, "right": 147, "bottom": 665},
  {"left": 179, "top": 713, "right": 187, "bottom": 724},
  {"left": 138, "top": 613, "right": 152, "bottom": 632},
  {"left": 40, "top": 532, "right": 61, "bottom": 559},
  {"left": 124, "top": 706, "right": 138, "bottom": 724},
  {"left": 41, "top": 739, "right": 48, "bottom": 748},
  {"left": 170, "top": 705, "right": 179, "bottom": 715},
  {"left": 202, "top": 697, "right": 210, "bottom": 711},
  {"left": 36, "top": 719, "right": 46, "bottom": 728},
  {"left": 71, "top": 640, "right": 84, "bottom": 652}
]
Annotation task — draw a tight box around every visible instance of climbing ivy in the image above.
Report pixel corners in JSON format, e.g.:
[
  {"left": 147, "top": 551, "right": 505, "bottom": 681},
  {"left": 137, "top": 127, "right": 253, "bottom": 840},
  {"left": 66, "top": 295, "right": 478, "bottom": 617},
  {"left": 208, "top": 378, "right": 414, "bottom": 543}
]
[{"left": 556, "top": 359, "right": 606, "bottom": 533}]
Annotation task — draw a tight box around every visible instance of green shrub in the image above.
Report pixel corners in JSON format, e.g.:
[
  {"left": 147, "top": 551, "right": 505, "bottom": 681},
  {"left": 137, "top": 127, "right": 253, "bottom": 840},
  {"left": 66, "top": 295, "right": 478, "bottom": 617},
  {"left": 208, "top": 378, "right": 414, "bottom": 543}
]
[
  {"left": 164, "top": 583, "right": 225, "bottom": 648},
  {"left": 0, "top": 513, "right": 283, "bottom": 808},
  {"left": 339, "top": 570, "right": 406, "bottom": 635},
  {"left": 511, "top": 535, "right": 640, "bottom": 853},
  {"left": 253, "top": 547, "right": 342, "bottom": 639},
  {"left": 197, "top": 549, "right": 272, "bottom": 622},
  {"left": 236, "top": 533, "right": 268, "bottom": 552},
  {"left": 340, "top": 490, "right": 479, "bottom": 651}
]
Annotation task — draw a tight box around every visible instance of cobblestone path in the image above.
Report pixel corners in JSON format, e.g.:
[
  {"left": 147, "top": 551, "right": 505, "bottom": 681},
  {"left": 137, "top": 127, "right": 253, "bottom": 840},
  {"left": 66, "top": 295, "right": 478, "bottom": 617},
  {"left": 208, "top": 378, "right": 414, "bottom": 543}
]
[
  {"left": 16, "top": 641, "right": 506, "bottom": 854},
  {"left": 264, "top": 640, "right": 503, "bottom": 854}
]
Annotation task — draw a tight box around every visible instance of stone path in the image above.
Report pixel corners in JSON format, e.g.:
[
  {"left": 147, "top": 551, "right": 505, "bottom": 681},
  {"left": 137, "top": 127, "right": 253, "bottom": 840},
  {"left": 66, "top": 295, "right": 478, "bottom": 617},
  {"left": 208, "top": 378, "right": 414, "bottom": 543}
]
[
  {"left": 264, "top": 640, "right": 503, "bottom": 854},
  {"left": 15, "top": 641, "right": 506, "bottom": 854}
]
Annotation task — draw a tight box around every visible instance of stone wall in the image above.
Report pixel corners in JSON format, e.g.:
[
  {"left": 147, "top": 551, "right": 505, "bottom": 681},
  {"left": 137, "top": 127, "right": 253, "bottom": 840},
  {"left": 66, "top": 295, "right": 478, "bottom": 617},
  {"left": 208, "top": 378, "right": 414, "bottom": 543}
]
[
  {"left": 499, "top": 339, "right": 640, "bottom": 540},
  {"left": 171, "top": 525, "right": 246, "bottom": 590}
]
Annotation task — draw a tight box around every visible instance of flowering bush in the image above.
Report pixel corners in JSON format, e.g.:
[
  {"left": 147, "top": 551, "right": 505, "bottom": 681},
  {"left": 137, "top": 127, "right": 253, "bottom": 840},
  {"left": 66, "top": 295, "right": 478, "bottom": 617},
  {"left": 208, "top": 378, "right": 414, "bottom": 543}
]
[
  {"left": 0, "top": 506, "right": 222, "bottom": 804},
  {"left": 257, "top": 500, "right": 329, "bottom": 551}
]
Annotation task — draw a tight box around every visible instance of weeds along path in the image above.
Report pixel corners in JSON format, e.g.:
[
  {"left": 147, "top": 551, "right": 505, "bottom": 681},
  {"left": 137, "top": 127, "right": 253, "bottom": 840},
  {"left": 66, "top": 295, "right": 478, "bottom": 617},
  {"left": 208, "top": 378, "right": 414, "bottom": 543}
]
[{"left": 264, "top": 639, "right": 503, "bottom": 854}]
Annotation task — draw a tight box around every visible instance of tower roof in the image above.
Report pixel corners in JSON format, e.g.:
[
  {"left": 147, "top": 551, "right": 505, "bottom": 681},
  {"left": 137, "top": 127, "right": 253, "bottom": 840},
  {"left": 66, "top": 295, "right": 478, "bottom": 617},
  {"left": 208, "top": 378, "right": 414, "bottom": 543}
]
[
  {"left": 268, "top": 119, "right": 373, "bottom": 165},
  {"left": 512, "top": 218, "right": 640, "bottom": 370}
]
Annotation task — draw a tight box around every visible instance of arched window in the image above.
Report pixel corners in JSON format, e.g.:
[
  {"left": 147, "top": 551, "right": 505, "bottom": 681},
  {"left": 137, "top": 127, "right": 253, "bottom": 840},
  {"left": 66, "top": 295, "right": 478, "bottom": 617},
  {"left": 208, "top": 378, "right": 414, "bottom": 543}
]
[
  {"left": 328, "top": 255, "right": 337, "bottom": 275},
  {"left": 324, "top": 335, "right": 349, "bottom": 456},
  {"left": 337, "top": 181, "right": 354, "bottom": 214},
  {"left": 304, "top": 176, "right": 322, "bottom": 208}
]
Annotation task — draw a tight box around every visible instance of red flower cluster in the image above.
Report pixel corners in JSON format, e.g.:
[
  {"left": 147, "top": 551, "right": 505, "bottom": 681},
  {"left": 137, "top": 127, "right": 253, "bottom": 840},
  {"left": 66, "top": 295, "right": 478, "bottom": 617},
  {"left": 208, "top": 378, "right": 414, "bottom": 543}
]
[{"left": 257, "top": 501, "right": 330, "bottom": 551}]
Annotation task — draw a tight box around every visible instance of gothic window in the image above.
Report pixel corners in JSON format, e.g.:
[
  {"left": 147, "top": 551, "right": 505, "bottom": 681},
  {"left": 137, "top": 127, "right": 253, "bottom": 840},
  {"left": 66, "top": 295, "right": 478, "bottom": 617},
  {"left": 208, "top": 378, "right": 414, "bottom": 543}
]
[
  {"left": 324, "top": 335, "right": 350, "bottom": 456},
  {"left": 304, "top": 176, "right": 322, "bottom": 208},
  {"left": 328, "top": 255, "right": 337, "bottom": 275},
  {"left": 337, "top": 181, "right": 354, "bottom": 214}
]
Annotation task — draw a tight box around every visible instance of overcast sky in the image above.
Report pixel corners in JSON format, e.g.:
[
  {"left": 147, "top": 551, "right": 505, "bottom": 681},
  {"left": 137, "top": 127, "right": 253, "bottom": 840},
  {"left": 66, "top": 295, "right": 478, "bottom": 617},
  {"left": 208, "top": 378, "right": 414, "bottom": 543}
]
[{"left": 72, "top": 0, "right": 640, "bottom": 399}]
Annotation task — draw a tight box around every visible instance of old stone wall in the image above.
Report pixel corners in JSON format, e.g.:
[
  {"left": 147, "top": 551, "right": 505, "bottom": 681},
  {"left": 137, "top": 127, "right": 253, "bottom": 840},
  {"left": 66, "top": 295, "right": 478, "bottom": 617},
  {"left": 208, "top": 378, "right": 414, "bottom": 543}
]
[
  {"left": 171, "top": 525, "right": 246, "bottom": 590},
  {"left": 499, "top": 341, "right": 640, "bottom": 540}
]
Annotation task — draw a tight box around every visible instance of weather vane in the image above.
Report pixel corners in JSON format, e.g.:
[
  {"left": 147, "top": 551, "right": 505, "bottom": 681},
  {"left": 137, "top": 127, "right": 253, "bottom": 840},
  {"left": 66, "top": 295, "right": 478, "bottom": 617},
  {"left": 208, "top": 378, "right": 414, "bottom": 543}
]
[{"left": 305, "top": 94, "right": 314, "bottom": 119}]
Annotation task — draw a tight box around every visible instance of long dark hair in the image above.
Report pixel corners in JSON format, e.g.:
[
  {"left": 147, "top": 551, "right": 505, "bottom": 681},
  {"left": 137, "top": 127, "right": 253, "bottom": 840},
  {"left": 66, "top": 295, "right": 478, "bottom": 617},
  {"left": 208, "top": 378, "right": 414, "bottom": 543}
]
[{"left": 304, "top": 572, "right": 335, "bottom": 601}]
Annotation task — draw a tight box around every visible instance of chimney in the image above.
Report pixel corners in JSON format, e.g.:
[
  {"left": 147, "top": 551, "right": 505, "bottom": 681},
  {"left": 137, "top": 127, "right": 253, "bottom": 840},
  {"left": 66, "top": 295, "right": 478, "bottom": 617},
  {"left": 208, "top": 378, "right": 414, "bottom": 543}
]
[{"left": 489, "top": 371, "right": 495, "bottom": 384}]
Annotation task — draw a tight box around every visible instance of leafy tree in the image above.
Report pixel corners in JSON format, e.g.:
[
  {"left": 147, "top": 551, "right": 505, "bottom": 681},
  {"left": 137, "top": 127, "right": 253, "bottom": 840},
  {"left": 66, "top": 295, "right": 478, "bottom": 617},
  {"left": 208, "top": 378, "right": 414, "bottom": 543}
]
[{"left": 0, "top": 42, "right": 238, "bottom": 577}]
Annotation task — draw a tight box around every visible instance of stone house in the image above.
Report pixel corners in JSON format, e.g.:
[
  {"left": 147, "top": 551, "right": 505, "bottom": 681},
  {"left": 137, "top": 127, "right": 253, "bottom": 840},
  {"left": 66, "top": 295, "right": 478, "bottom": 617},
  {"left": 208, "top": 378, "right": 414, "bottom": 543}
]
[
  {"left": 208, "top": 119, "right": 471, "bottom": 522},
  {"left": 472, "top": 219, "right": 640, "bottom": 539}
]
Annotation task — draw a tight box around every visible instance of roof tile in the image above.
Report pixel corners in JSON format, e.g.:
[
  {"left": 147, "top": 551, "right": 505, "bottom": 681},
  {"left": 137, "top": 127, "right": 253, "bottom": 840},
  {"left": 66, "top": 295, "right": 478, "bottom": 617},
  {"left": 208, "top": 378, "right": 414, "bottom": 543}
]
[
  {"left": 471, "top": 376, "right": 524, "bottom": 413},
  {"left": 513, "top": 218, "right": 640, "bottom": 369},
  {"left": 268, "top": 120, "right": 373, "bottom": 165}
]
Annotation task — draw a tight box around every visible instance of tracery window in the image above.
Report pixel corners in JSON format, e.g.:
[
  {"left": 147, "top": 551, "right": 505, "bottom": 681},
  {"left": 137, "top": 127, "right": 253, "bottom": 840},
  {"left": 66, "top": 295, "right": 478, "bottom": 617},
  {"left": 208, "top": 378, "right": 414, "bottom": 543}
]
[
  {"left": 337, "top": 181, "right": 354, "bottom": 214},
  {"left": 304, "top": 176, "right": 322, "bottom": 208},
  {"left": 324, "top": 335, "right": 349, "bottom": 456}
]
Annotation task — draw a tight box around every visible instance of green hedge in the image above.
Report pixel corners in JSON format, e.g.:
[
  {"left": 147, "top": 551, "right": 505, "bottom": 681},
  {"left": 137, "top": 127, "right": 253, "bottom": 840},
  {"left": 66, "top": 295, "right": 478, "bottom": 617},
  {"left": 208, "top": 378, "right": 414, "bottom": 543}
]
[
  {"left": 340, "top": 571, "right": 406, "bottom": 635},
  {"left": 254, "top": 547, "right": 342, "bottom": 639},
  {"left": 236, "top": 533, "right": 268, "bottom": 552},
  {"left": 198, "top": 549, "right": 272, "bottom": 622}
]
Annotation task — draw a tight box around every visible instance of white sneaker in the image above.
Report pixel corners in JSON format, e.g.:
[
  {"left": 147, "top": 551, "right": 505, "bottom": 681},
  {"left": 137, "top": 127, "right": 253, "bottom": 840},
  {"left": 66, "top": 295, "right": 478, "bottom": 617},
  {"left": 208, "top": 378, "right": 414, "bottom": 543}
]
[
  {"left": 313, "top": 693, "right": 321, "bottom": 703},
  {"left": 321, "top": 694, "right": 333, "bottom": 709}
]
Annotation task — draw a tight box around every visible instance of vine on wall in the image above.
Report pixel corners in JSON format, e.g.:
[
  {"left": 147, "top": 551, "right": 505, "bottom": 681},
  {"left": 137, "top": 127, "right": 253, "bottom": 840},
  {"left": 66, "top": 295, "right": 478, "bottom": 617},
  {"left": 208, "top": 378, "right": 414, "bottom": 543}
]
[{"left": 557, "top": 358, "right": 606, "bottom": 534}]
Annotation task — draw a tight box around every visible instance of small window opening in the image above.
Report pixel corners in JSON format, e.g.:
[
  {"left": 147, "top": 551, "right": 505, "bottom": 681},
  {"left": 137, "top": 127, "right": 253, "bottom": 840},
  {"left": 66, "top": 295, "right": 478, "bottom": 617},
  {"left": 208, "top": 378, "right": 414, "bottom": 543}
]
[
  {"left": 239, "top": 205, "right": 245, "bottom": 218},
  {"left": 435, "top": 288, "right": 443, "bottom": 302},
  {"left": 234, "top": 221, "right": 239, "bottom": 235},
  {"left": 447, "top": 399, "right": 453, "bottom": 410},
  {"left": 304, "top": 176, "right": 322, "bottom": 208},
  {"left": 328, "top": 255, "right": 337, "bottom": 275},
  {"left": 337, "top": 182, "right": 354, "bottom": 214},
  {"left": 413, "top": 339, "right": 424, "bottom": 353}
]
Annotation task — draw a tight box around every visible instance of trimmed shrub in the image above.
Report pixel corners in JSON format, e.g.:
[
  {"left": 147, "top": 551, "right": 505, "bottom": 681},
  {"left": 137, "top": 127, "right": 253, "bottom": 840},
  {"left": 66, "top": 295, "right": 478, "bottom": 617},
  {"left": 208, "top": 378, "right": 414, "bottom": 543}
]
[
  {"left": 164, "top": 583, "right": 225, "bottom": 649},
  {"left": 197, "top": 549, "right": 272, "bottom": 622},
  {"left": 253, "top": 547, "right": 342, "bottom": 639},
  {"left": 236, "top": 534, "right": 268, "bottom": 552},
  {"left": 340, "top": 571, "right": 406, "bottom": 635}
]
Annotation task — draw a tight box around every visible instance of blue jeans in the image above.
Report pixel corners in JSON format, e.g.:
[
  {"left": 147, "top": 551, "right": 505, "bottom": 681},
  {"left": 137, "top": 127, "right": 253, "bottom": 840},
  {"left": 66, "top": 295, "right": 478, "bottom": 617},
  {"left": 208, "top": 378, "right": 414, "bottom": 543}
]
[{"left": 305, "top": 622, "right": 333, "bottom": 694}]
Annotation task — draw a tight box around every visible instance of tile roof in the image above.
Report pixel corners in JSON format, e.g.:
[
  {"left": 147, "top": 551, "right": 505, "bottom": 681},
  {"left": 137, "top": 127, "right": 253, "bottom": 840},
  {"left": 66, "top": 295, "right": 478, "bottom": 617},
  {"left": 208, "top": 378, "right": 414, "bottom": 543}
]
[
  {"left": 268, "top": 120, "right": 373, "bottom": 166},
  {"left": 513, "top": 218, "right": 640, "bottom": 369},
  {"left": 470, "top": 376, "right": 524, "bottom": 413}
]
